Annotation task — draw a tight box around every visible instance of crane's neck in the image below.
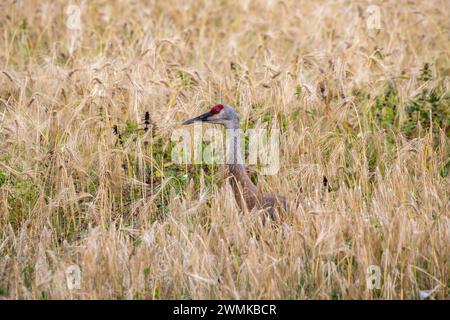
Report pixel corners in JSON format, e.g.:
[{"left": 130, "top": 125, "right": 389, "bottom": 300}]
[
  {"left": 224, "top": 120, "right": 260, "bottom": 211},
  {"left": 224, "top": 121, "right": 244, "bottom": 169}
]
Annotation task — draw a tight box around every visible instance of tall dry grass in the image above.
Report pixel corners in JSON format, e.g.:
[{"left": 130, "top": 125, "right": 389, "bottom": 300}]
[{"left": 0, "top": 0, "right": 448, "bottom": 299}]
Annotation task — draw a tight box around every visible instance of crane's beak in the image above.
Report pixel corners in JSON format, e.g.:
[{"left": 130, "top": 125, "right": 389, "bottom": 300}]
[{"left": 182, "top": 112, "right": 211, "bottom": 125}]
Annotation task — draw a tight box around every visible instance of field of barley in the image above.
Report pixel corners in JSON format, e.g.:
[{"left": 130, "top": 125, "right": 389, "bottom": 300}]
[{"left": 0, "top": 0, "right": 448, "bottom": 299}]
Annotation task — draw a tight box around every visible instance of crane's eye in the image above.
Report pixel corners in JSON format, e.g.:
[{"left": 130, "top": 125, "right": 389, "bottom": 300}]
[{"left": 210, "top": 104, "right": 224, "bottom": 115}]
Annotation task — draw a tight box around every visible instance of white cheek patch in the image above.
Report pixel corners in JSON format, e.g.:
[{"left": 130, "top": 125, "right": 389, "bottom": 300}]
[{"left": 208, "top": 109, "right": 224, "bottom": 121}]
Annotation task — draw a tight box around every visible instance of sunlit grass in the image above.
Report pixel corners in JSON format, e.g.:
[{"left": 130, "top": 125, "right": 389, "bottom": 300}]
[{"left": 0, "top": 0, "right": 448, "bottom": 299}]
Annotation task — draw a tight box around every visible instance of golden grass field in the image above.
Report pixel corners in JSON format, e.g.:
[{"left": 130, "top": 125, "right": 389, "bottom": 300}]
[{"left": 0, "top": 0, "right": 448, "bottom": 299}]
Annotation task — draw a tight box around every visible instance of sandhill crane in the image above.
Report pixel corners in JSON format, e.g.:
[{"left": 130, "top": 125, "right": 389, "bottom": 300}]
[{"left": 182, "top": 104, "right": 288, "bottom": 218}]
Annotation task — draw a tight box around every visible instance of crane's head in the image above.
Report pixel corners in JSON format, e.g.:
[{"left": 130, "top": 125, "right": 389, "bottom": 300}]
[{"left": 182, "top": 104, "right": 240, "bottom": 128}]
